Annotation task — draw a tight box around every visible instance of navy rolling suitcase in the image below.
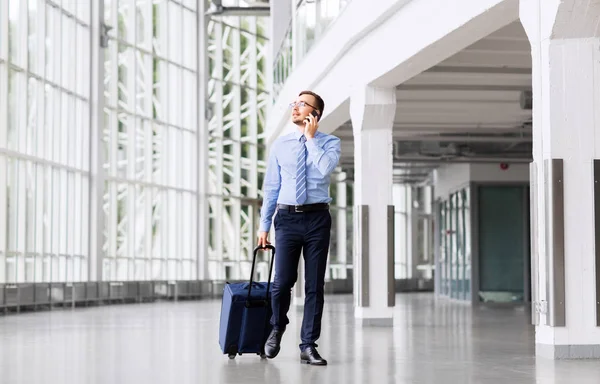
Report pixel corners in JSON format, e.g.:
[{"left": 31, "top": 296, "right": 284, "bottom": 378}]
[{"left": 218, "top": 245, "right": 275, "bottom": 359}]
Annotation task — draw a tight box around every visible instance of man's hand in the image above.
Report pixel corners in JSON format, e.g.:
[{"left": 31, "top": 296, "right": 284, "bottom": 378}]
[
  {"left": 304, "top": 114, "right": 318, "bottom": 139},
  {"left": 257, "top": 231, "right": 270, "bottom": 248}
]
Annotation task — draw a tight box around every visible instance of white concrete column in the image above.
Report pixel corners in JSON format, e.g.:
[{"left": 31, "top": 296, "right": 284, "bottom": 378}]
[
  {"left": 336, "top": 170, "right": 348, "bottom": 279},
  {"left": 521, "top": 0, "right": 600, "bottom": 359},
  {"left": 392, "top": 185, "right": 408, "bottom": 279},
  {"left": 410, "top": 187, "right": 420, "bottom": 280},
  {"left": 350, "top": 86, "right": 396, "bottom": 325}
]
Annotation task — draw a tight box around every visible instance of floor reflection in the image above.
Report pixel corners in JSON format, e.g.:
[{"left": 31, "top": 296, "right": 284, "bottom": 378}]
[{"left": 0, "top": 293, "right": 599, "bottom": 383}]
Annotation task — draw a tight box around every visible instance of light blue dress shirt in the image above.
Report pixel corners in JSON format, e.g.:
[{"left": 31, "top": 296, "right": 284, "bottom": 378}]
[{"left": 259, "top": 129, "right": 341, "bottom": 232}]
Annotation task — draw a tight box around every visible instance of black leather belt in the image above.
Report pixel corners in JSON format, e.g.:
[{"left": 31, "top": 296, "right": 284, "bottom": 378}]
[{"left": 277, "top": 203, "right": 329, "bottom": 213}]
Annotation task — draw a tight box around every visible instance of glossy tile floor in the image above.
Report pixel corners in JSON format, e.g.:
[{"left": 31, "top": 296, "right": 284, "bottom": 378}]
[{"left": 1, "top": 293, "right": 600, "bottom": 384}]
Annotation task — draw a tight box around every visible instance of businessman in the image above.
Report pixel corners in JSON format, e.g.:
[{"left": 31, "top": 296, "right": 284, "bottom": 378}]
[{"left": 257, "top": 91, "right": 341, "bottom": 365}]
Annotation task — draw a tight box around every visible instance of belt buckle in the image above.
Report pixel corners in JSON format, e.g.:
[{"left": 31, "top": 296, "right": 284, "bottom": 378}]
[{"left": 294, "top": 205, "right": 304, "bottom": 213}]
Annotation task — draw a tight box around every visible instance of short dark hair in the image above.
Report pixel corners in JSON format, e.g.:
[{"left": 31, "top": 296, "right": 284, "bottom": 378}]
[{"left": 299, "top": 90, "right": 325, "bottom": 117}]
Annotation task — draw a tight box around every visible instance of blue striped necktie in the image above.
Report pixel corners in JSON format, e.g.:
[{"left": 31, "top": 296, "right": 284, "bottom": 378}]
[{"left": 296, "top": 135, "right": 307, "bottom": 204}]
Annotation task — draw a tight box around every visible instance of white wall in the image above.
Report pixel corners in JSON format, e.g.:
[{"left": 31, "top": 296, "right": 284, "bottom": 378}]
[
  {"left": 433, "top": 164, "right": 470, "bottom": 199},
  {"left": 470, "top": 163, "right": 529, "bottom": 183},
  {"left": 434, "top": 163, "right": 529, "bottom": 199}
]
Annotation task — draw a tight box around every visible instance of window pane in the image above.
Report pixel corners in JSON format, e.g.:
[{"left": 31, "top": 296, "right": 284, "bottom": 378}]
[
  {"left": 168, "top": 2, "right": 182, "bottom": 64},
  {"left": 8, "top": 0, "right": 22, "bottom": 65},
  {"left": 183, "top": 9, "right": 196, "bottom": 69}
]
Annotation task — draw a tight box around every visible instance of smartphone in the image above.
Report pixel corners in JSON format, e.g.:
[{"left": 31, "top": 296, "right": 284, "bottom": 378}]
[{"left": 305, "top": 110, "right": 319, "bottom": 123}]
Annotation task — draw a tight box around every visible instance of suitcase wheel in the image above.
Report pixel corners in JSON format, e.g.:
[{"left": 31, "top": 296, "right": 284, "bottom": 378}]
[
  {"left": 260, "top": 353, "right": 267, "bottom": 359},
  {"left": 228, "top": 354, "right": 236, "bottom": 359}
]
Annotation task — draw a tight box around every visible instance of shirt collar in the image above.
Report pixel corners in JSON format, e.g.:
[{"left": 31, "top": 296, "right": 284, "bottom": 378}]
[
  {"left": 291, "top": 129, "right": 320, "bottom": 141},
  {"left": 293, "top": 129, "right": 304, "bottom": 141}
]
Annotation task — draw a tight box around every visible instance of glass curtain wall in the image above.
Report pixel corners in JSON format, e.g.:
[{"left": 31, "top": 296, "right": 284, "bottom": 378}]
[
  {"left": 207, "top": 13, "right": 269, "bottom": 281},
  {"left": 273, "top": 0, "right": 351, "bottom": 96},
  {"left": 102, "top": 0, "right": 198, "bottom": 281},
  {"left": 327, "top": 169, "right": 352, "bottom": 280},
  {"left": 393, "top": 185, "right": 434, "bottom": 280},
  {"left": 1, "top": 0, "right": 269, "bottom": 285},
  {"left": 437, "top": 188, "right": 471, "bottom": 300},
  {"left": 1, "top": 1, "right": 91, "bottom": 283}
]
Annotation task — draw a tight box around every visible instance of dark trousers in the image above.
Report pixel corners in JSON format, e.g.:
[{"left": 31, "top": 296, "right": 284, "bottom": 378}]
[{"left": 270, "top": 208, "right": 331, "bottom": 351}]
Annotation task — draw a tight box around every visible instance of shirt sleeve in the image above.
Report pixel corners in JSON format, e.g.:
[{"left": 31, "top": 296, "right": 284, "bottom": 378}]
[
  {"left": 305, "top": 135, "right": 341, "bottom": 176},
  {"left": 259, "top": 146, "right": 281, "bottom": 232}
]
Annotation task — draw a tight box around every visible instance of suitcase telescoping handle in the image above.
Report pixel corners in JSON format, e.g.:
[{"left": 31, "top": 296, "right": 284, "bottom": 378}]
[{"left": 246, "top": 244, "right": 275, "bottom": 308}]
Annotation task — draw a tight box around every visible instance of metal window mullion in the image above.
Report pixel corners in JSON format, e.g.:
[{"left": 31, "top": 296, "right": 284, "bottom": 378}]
[
  {"left": 159, "top": 124, "right": 168, "bottom": 279},
  {"left": 32, "top": 164, "right": 42, "bottom": 282},
  {"left": 158, "top": 1, "right": 171, "bottom": 280},
  {"left": 143, "top": 0, "right": 153, "bottom": 279},
  {"left": 231, "top": 20, "right": 242, "bottom": 272},
  {"left": 142, "top": 0, "right": 153, "bottom": 280},
  {"left": 17, "top": 0, "right": 30, "bottom": 282},
  {"left": 125, "top": 0, "right": 137, "bottom": 281},
  {"left": 214, "top": 21, "right": 224, "bottom": 275},
  {"left": 197, "top": 1, "right": 209, "bottom": 280},
  {"left": 50, "top": 2, "right": 63, "bottom": 283},
  {"left": 0, "top": 6, "right": 7, "bottom": 282},
  {"left": 337, "top": 172, "right": 347, "bottom": 272},
  {"left": 247, "top": 18, "right": 259, "bottom": 255},
  {"left": 108, "top": 117, "right": 118, "bottom": 275},
  {"left": 15, "top": 79, "right": 27, "bottom": 282},
  {"left": 107, "top": 0, "right": 119, "bottom": 280},
  {"left": 88, "top": 0, "right": 107, "bottom": 282},
  {"left": 65, "top": 31, "right": 75, "bottom": 281},
  {"left": 177, "top": 3, "right": 185, "bottom": 280},
  {"left": 34, "top": 0, "right": 47, "bottom": 283}
]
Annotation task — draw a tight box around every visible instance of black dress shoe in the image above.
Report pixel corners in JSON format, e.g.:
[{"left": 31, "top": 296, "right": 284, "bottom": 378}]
[
  {"left": 300, "top": 346, "right": 327, "bottom": 365},
  {"left": 264, "top": 329, "right": 284, "bottom": 358}
]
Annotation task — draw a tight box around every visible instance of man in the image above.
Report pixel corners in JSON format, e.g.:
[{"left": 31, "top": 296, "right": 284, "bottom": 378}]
[{"left": 257, "top": 91, "right": 341, "bottom": 366}]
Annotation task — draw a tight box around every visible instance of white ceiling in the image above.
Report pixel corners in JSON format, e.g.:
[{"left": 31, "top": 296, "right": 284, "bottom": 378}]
[{"left": 334, "top": 21, "right": 533, "bottom": 183}]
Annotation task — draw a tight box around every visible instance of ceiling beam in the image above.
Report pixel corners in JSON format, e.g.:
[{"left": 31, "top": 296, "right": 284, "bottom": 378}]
[
  {"left": 393, "top": 156, "right": 532, "bottom": 164},
  {"left": 395, "top": 135, "right": 532, "bottom": 143},
  {"left": 334, "top": 127, "right": 532, "bottom": 140},
  {"left": 426, "top": 65, "right": 531, "bottom": 75},
  {"left": 397, "top": 84, "right": 531, "bottom": 92}
]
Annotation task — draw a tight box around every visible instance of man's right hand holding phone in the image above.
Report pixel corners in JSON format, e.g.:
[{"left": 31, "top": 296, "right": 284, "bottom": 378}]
[{"left": 303, "top": 111, "right": 319, "bottom": 139}]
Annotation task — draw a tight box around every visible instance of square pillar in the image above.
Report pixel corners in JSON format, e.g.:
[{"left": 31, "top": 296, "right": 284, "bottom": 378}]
[
  {"left": 350, "top": 86, "right": 396, "bottom": 325},
  {"left": 521, "top": 0, "right": 600, "bottom": 359}
]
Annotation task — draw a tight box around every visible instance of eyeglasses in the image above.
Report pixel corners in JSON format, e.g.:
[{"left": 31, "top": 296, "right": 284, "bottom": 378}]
[{"left": 288, "top": 101, "right": 318, "bottom": 110}]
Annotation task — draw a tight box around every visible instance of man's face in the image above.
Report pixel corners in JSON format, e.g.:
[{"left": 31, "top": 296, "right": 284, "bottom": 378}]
[{"left": 291, "top": 94, "right": 318, "bottom": 125}]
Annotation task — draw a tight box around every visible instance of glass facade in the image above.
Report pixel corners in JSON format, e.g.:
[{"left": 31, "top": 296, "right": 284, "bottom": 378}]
[
  {"left": 207, "top": 15, "right": 270, "bottom": 281},
  {"left": 102, "top": 0, "right": 199, "bottom": 281},
  {"left": 394, "top": 185, "right": 434, "bottom": 280},
  {"left": 273, "top": 0, "right": 351, "bottom": 97},
  {"left": 437, "top": 188, "right": 471, "bottom": 300},
  {"left": 294, "top": 0, "right": 350, "bottom": 59},
  {"left": 0, "top": 0, "right": 269, "bottom": 284},
  {"left": 327, "top": 169, "right": 352, "bottom": 280},
  {"left": 1, "top": 1, "right": 91, "bottom": 283}
]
